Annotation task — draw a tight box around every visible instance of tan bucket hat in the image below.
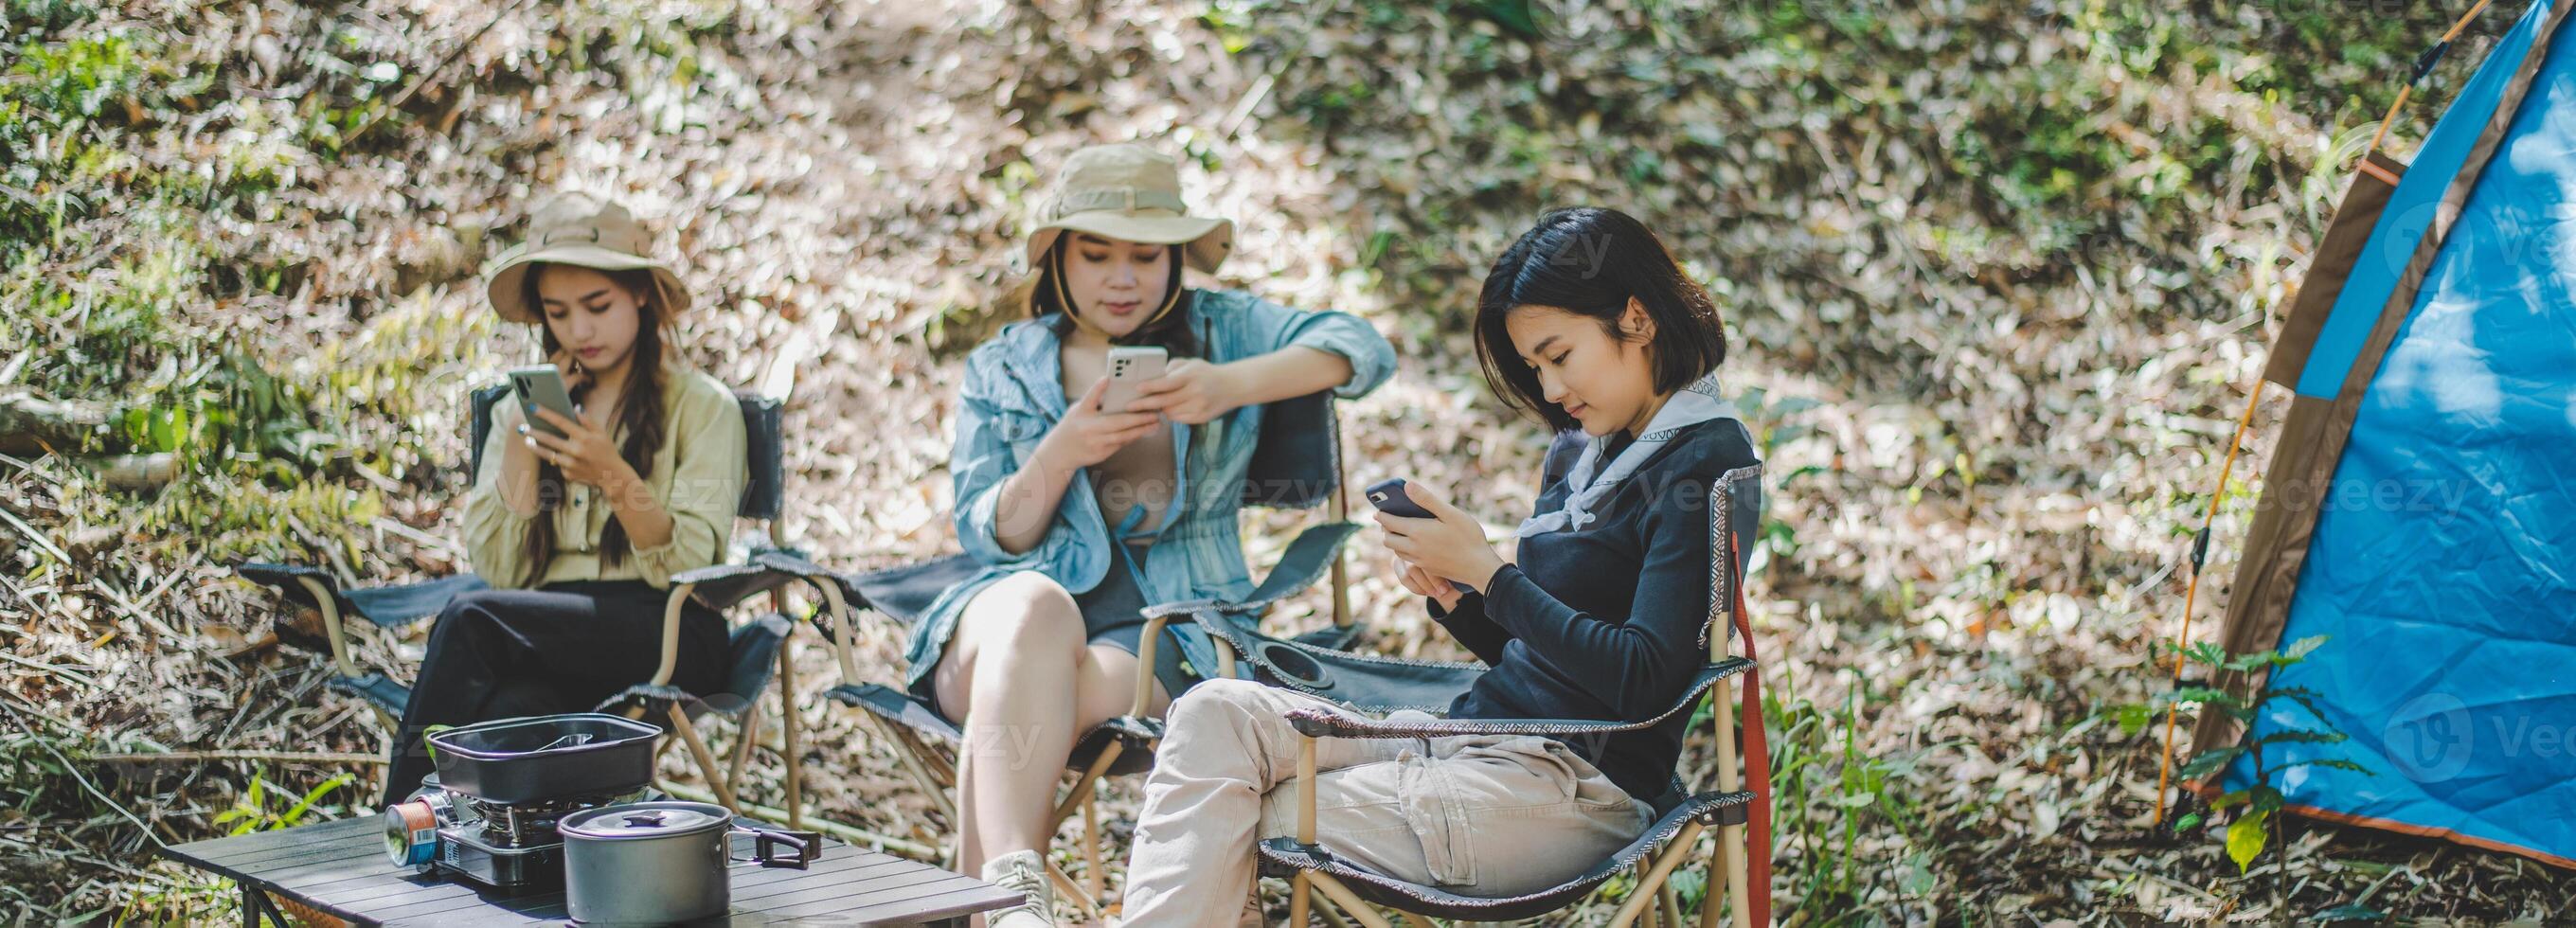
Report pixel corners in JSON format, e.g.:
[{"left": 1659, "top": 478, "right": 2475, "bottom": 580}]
[
  {"left": 1026, "top": 143, "right": 1234, "bottom": 275},
  {"left": 482, "top": 192, "right": 691, "bottom": 325}
]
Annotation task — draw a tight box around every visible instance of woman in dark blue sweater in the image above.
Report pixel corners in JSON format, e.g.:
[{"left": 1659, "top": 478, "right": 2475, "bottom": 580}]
[{"left": 1118, "top": 206, "right": 1760, "bottom": 924}]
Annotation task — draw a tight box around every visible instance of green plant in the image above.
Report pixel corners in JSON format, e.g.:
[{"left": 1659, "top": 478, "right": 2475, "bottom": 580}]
[
  {"left": 2125, "top": 635, "right": 2370, "bottom": 873},
  {"left": 115, "top": 866, "right": 231, "bottom": 925},
  {"left": 1684, "top": 663, "right": 1935, "bottom": 918},
  {"left": 210, "top": 768, "right": 355, "bottom": 836}
]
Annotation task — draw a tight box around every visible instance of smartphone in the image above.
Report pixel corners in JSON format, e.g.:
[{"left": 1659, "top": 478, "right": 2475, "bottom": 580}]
[
  {"left": 1365, "top": 478, "right": 1437, "bottom": 519},
  {"left": 508, "top": 365, "right": 579, "bottom": 437},
  {"left": 1367, "top": 478, "right": 1475, "bottom": 595},
  {"left": 1098, "top": 346, "right": 1169, "bottom": 415}
]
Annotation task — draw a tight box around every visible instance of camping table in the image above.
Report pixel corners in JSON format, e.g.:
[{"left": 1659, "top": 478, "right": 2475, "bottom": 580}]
[{"left": 156, "top": 813, "right": 1020, "bottom": 925}]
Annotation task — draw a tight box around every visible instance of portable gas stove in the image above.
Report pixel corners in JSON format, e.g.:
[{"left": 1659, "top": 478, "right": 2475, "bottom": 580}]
[
  {"left": 385, "top": 776, "right": 652, "bottom": 891},
  {"left": 382, "top": 713, "right": 663, "bottom": 893}
]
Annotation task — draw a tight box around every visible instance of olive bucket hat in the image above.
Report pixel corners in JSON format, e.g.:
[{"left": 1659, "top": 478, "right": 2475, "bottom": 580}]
[
  {"left": 1025, "top": 143, "right": 1234, "bottom": 276},
  {"left": 481, "top": 192, "right": 691, "bottom": 325}
]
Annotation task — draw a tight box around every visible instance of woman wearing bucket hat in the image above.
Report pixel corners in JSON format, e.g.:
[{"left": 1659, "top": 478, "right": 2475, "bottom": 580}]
[
  {"left": 379, "top": 192, "right": 748, "bottom": 804},
  {"left": 909, "top": 142, "right": 1394, "bottom": 925}
]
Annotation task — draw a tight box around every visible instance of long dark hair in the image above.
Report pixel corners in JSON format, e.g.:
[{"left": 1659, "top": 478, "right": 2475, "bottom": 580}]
[
  {"left": 1029, "top": 238, "right": 1202, "bottom": 360},
  {"left": 1473, "top": 206, "right": 1728, "bottom": 432},
  {"left": 518, "top": 262, "right": 671, "bottom": 586}
]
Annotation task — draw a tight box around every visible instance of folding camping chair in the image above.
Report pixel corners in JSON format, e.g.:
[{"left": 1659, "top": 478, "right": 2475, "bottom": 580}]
[
  {"left": 742, "top": 388, "right": 1367, "bottom": 917},
  {"left": 1146, "top": 462, "right": 1775, "bottom": 927},
  {"left": 232, "top": 384, "right": 810, "bottom": 819}
]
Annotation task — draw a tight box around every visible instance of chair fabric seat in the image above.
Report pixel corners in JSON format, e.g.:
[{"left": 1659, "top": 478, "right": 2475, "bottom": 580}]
[
  {"left": 1188, "top": 608, "right": 1491, "bottom": 713},
  {"left": 595, "top": 612, "right": 793, "bottom": 721},
  {"left": 341, "top": 575, "right": 491, "bottom": 627},
  {"left": 325, "top": 672, "right": 411, "bottom": 714},
  {"left": 240, "top": 564, "right": 784, "bottom": 631},
  {"left": 234, "top": 563, "right": 488, "bottom": 630}
]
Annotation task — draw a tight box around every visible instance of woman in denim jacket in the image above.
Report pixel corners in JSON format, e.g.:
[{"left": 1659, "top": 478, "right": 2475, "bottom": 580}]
[{"left": 914, "top": 142, "right": 1394, "bottom": 924}]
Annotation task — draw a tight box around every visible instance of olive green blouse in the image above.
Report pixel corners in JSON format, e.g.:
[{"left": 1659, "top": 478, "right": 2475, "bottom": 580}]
[{"left": 463, "top": 366, "right": 746, "bottom": 589}]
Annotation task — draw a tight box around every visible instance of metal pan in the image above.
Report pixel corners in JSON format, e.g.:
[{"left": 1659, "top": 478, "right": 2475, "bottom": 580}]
[{"left": 427, "top": 713, "right": 662, "bottom": 803}]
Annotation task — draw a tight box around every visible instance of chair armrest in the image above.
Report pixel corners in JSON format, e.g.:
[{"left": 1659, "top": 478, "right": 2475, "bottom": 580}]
[
  {"left": 671, "top": 562, "right": 797, "bottom": 612},
  {"left": 645, "top": 562, "right": 796, "bottom": 688},
  {"left": 1218, "top": 521, "right": 1362, "bottom": 615},
  {"left": 750, "top": 550, "right": 875, "bottom": 635},
  {"left": 1281, "top": 709, "right": 1633, "bottom": 741},
  {"left": 648, "top": 562, "right": 786, "bottom": 687},
  {"left": 233, "top": 562, "right": 360, "bottom": 676},
  {"left": 1281, "top": 658, "right": 1754, "bottom": 741},
  {"left": 648, "top": 581, "right": 699, "bottom": 687},
  {"left": 235, "top": 562, "right": 341, "bottom": 605},
  {"left": 750, "top": 550, "right": 871, "bottom": 685},
  {"left": 1140, "top": 598, "right": 1221, "bottom": 621},
  {"left": 750, "top": 549, "right": 839, "bottom": 580},
  {"left": 671, "top": 562, "right": 772, "bottom": 585}
]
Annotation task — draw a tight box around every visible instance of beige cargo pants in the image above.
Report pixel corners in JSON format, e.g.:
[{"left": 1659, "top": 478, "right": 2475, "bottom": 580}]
[{"left": 1119, "top": 678, "right": 1653, "bottom": 926}]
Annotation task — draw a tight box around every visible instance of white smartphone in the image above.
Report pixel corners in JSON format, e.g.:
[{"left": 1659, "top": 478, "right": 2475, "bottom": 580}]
[
  {"left": 508, "top": 365, "right": 579, "bottom": 437},
  {"left": 1098, "top": 346, "right": 1169, "bottom": 415}
]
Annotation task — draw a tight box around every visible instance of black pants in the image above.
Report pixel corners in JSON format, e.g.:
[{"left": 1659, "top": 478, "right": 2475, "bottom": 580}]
[{"left": 382, "top": 580, "right": 725, "bottom": 804}]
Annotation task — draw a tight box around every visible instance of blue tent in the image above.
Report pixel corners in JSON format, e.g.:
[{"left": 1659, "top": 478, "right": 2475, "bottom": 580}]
[{"left": 2195, "top": 0, "right": 2576, "bottom": 867}]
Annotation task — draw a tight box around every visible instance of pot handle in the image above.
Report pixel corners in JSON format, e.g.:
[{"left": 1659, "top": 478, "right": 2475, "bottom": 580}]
[{"left": 729, "top": 826, "right": 820, "bottom": 870}]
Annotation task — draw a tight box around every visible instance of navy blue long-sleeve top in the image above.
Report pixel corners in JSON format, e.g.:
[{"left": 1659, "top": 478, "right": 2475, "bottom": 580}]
[{"left": 1436, "top": 419, "right": 1761, "bottom": 802}]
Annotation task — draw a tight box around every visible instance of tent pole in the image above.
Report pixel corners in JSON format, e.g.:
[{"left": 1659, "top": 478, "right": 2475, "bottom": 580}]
[
  {"left": 2369, "top": 0, "right": 2496, "bottom": 154},
  {"left": 2153, "top": 380, "right": 2265, "bottom": 828}
]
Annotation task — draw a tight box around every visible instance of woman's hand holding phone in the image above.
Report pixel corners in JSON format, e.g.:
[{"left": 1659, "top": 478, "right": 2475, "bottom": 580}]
[
  {"left": 1039, "top": 377, "right": 1165, "bottom": 469},
  {"left": 1394, "top": 557, "right": 1467, "bottom": 612},
  {"left": 524, "top": 406, "right": 634, "bottom": 491},
  {"left": 1126, "top": 357, "right": 1242, "bottom": 425},
  {"left": 1373, "top": 481, "right": 1510, "bottom": 596}
]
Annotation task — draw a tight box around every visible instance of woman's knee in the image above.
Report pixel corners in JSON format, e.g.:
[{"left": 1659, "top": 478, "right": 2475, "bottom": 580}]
[
  {"left": 990, "top": 569, "right": 1079, "bottom": 610},
  {"left": 426, "top": 589, "right": 509, "bottom": 648},
  {"left": 957, "top": 571, "right": 1083, "bottom": 655},
  {"left": 437, "top": 588, "right": 503, "bottom": 623},
  {"left": 1167, "top": 677, "right": 1268, "bottom": 731}
]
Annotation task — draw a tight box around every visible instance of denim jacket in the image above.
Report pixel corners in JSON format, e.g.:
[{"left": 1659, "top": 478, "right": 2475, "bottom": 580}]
[{"left": 902, "top": 289, "right": 1398, "bottom": 693}]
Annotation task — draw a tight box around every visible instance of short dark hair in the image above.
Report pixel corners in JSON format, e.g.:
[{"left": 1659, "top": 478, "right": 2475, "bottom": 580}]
[{"left": 1473, "top": 206, "right": 1728, "bottom": 432}]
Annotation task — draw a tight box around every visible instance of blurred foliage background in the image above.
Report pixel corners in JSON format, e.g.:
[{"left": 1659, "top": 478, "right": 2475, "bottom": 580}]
[{"left": 4, "top": 0, "right": 2568, "bottom": 921}]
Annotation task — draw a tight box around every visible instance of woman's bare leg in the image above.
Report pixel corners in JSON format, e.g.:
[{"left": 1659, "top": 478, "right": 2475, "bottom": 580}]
[
  {"left": 933, "top": 571, "right": 1088, "bottom": 876},
  {"left": 930, "top": 572, "right": 1178, "bottom": 880},
  {"left": 1074, "top": 643, "right": 1171, "bottom": 732}
]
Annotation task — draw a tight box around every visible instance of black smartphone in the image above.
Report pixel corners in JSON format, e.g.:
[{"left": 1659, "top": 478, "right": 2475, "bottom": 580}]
[
  {"left": 1365, "top": 478, "right": 1435, "bottom": 519},
  {"left": 1367, "top": 478, "right": 1474, "bottom": 595}
]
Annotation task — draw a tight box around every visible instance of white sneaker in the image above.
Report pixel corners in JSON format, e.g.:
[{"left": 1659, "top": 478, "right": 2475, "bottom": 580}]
[{"left": 978, "top": 849, "right": 1056, "bottom": 927}]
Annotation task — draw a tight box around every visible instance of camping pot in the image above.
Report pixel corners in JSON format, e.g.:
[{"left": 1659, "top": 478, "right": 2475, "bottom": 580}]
[{"left": 558, "top": 801, "right": 817, "bottom": 924}]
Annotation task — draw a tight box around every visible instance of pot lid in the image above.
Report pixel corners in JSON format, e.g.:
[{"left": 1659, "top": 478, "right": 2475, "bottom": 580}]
[{"left": 561, "top": 801, "right": 730, "bottom": 840}]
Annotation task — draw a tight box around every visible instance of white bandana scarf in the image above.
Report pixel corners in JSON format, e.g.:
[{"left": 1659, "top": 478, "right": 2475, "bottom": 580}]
[{"left": 1515, "top": 369, "right": 1736, "bottom": 538}]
